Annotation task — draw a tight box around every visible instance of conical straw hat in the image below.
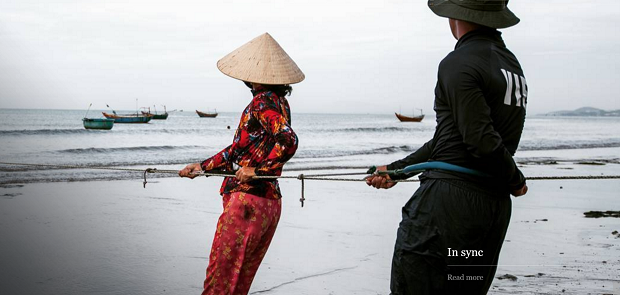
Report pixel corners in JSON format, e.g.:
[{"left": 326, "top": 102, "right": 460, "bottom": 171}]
[{"left": 217, "top": 33, "right": 305, "bottom": 85}]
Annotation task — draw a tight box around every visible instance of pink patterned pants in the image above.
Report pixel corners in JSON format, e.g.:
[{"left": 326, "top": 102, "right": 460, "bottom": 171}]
[{"left": 202, "top": 192, "right": 282, "bottom": 295}]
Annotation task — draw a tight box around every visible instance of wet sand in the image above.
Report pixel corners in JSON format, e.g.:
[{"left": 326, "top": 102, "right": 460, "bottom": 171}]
[{"left": 0, "top": 162, "right": 619, "bottom": 294}]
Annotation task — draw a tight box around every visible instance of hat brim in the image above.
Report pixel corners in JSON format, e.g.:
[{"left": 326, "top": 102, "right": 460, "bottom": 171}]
[
  {"left": 216, "top": 33, "right": 305, "bottom": 85},
  {"left": 428, "top": 0, "right": 520, "bottom": 29}
]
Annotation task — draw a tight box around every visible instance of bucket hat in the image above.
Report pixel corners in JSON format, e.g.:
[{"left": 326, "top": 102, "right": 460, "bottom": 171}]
[
  {"left": 217, "top": 32, "right": 305, "bottom": 85},
  {"left": 428, "top": 0, "right": 520, "bottom": 28}
]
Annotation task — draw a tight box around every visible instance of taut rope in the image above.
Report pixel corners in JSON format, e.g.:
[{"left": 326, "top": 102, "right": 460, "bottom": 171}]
[{"left": 2, "top": 161, "right": 620, "bottom": 207}]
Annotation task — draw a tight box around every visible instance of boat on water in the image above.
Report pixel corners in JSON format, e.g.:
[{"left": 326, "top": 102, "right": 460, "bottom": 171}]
[
  {"left": 395, "top": 112, "right": 424, "bottom": 122},
  {"left": 102, "top": 112, "right": 153, "bottom": 123},
  {"left": 196, "top": 110, "right": 218, "bottom": 118},
  {"left": 395, "top": 109, "right": 424, "bottom": 122},
  {"left": 81, "top": 103, "right": 114, "bottom": 130},
  {"left": 141, "top": 105, "right": 169, "bottom": 120},
  {"left": 141, "top": 111, "right": 168, "bottom": 120},
  {"left": 82, "top": 118, "right": 115, "bottom": 130}
]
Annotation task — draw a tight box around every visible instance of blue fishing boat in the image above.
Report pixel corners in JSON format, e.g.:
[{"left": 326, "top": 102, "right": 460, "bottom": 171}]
[
  {"left": 102, "top": 112, "right": 153, "bottom": 123},
  {"left": 82, "top": 118, "right": 115, "bottom": 130}
]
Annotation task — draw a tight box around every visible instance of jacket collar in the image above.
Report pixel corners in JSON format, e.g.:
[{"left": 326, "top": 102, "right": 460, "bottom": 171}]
[{"left": 455, "top": 27, "right": 505, "bottom": 50}]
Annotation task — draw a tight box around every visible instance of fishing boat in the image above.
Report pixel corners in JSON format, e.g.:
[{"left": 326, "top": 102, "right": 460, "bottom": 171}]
[
  {"left": 81, "top": 103, "right": 114, "bottom": 130},
  {"left": 147, "top": 112, "right": 168, "bottom": 120},
  {"left": 102, "top": 112, "right": 153, "bottom": 123},
  {"left": 82, "top": 118, "right": 115, "bottom": 130},
  {"left": 395, "top": 109, "right": 424, "bottom": 122},
  {"left": 395, "top": 113, "right": 424, "bottom": 122},
  {"left": 141, "top": 105, "right": 169, "bottom": 120},
  {"left": 141, "top": 112, "right": 168, "bottom": 120},
  {"left": 196, "top": 110, "right": 218, "bottom": 118}
]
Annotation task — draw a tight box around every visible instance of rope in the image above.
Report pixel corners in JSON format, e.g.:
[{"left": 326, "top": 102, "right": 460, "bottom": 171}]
[
  {"left": 527, "top": 175, "right": 620, "bottom": 180},
  {"left": 0, "top": 161, "right": 414, "bottom": 207},
  {"left": 0, "top": 161, "right": 416, "bottom": 182},
  {"left": 2, "top": 161, "right": 620, "bottom": 208},
  {"left": 297, "top": 172, "right": 370, "bottom": 177}
]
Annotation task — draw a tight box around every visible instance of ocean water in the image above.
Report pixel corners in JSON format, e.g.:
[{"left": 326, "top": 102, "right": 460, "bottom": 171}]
[{"left": 1, "top": 108, "right": 620, "bottom": 184}]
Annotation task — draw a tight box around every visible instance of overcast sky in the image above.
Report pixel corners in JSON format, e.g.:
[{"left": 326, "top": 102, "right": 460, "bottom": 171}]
[{"left": 1, "top": 0, "right": 619, "bottom": 115}]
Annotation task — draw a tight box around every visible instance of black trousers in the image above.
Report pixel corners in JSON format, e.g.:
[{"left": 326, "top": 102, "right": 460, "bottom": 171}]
[{"left": 390, "top": 177, "right": 512, "bottom": 295}]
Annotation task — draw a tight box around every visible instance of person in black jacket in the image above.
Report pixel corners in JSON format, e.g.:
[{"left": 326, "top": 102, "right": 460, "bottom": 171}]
[{"left": 366, "top": 1, "right": 528, "bottom": 294}]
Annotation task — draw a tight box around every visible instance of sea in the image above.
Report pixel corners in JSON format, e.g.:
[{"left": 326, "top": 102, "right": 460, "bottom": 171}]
[{"left": 1, "top": 108, "right": 620, "bottom": 184}]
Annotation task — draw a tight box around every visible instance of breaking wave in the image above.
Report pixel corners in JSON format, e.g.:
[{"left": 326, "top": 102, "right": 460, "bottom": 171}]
[
  {"left": 0, "top": 128, "right": 221, "bottom": 136},
  {"left": 0, "top": 129, "right": 89, "bottom": 136},
  {"left": 295, "top": 145, "right": 415, "bottom": 159},
  {"left": 518, "top": 140, "right": 620, "bottom": 151},
  {"left": 56, "top": 145, "right": 204, "bottom": 154}
]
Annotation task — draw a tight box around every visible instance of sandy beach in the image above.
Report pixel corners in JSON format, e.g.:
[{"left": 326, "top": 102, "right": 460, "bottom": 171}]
[{"left": 1, "top": 152, "right": 619, "bottom": 295}]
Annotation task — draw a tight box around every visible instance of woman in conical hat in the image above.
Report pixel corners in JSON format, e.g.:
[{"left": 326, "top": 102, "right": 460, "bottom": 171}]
[{"left": 179, "top": 32, "right": 303, "bottom": 295}]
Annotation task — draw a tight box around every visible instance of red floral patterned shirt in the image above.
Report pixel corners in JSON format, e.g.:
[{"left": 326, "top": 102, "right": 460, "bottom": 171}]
[{"left": 200, "top": 87, "right": 298, "bottom": 199}]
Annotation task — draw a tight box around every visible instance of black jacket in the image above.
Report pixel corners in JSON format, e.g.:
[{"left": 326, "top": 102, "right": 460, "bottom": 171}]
[{"left": 388, "top": 28, "right": 527, "bottom": 192}]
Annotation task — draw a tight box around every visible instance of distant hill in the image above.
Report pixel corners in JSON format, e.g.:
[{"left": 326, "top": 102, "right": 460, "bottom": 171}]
[{"left": 544, "top": 107, "right": 620, "bottom": 117}]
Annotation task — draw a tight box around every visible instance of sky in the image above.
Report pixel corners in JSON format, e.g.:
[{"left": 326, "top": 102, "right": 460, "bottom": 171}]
[{"left": 0, "top": 0, "right": 619, "bottom": 115}]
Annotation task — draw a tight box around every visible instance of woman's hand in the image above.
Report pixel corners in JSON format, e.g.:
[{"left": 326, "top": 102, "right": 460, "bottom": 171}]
[
  {"left": 236, "top": 167, "right": 257, "bottom": 183},
  {"left": 179, "top": 163, "right": 202, "bottom": 179},
  {"left": 365, "top": 165, "right": 397, "bottom": 189}
]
